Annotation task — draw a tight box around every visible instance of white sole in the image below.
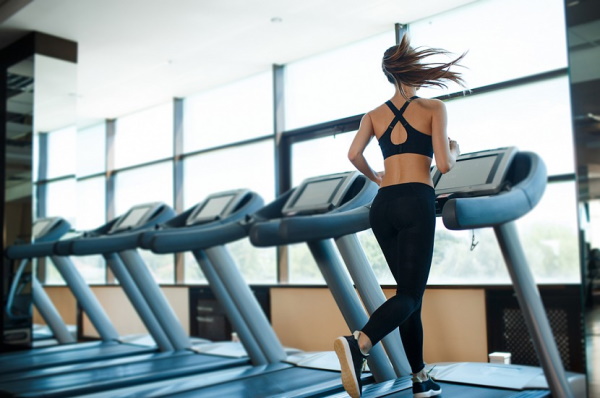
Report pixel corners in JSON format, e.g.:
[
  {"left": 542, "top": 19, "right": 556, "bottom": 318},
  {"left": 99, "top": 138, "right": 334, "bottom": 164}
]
[
  {"left": 413, "top": 387, "right": 442, "bottom": 397},
  {"left": 334, "top": 337, "right": 361, "bottom": 398}
]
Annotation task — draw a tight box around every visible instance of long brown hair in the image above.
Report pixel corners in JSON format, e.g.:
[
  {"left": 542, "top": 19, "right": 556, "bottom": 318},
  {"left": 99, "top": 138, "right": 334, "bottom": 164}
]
[{"left": 382, "top": 35, "right": 467, "bottom": 98}]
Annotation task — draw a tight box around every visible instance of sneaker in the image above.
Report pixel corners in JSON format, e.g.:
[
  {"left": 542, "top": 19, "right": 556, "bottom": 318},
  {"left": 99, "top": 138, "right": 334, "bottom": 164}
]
[
  {"left": 334, "top": 331, "right": 367, "bottom": 398},
  {"left": 412, "top": 377, "right": 442, "bottom": 397}
]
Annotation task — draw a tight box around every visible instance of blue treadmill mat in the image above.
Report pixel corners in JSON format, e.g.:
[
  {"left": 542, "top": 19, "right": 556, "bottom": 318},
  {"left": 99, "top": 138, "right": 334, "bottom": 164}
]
[
  {"left": 0, "top": 352, "right": 248, "bottom": 397},
  {"left": 358, "top": 381, "right": 551, "bottom": 398},
  {"left": 0, "top": 341, "right": 155, "bottom": 373},
  {"left": 131, "top": 366, "right": 349, "bottom": 398},
  {"left": 0, "top": 350, "right": 185, "bottom": 383}
]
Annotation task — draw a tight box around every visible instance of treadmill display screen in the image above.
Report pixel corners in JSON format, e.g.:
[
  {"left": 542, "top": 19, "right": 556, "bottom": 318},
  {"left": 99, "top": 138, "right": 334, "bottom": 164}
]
[
  {"left": 435, "top": 155, "right": 497, "bottom": 191},
  {"left": 290, "top": 178, "right": 342, "bottom": 209},
  {"left": 189, "top": 194, "right": 236, "bottom": 224},
  {"left": 32, "top": 219, "right": 53, "bottom": 238},
  {"left": 116, "top": 206, "right": 151, "bottom": 229}
]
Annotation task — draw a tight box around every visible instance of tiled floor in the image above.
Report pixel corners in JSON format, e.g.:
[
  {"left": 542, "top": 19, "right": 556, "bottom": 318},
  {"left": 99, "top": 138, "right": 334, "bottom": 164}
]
[{"left": 585, "top": 305, "right": 599, "bottom": 398}]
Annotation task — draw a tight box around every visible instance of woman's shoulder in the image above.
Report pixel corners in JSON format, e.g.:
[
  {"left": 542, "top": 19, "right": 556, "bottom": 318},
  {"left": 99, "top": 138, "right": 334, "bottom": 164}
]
[{"left": 413, "top": 97, "right": 445, "bottom": 110}]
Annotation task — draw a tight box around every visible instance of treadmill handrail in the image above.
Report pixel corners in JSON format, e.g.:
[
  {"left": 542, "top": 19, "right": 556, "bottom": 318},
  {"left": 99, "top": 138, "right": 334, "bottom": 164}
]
[
  {"left": 53, "top": 203, "right": 176, "bottom": 256},
  {"left": 249, "top": 175, "right": 377, "bottom": 246},
  {"left": 141, "top": 191, "right": 264, "bottom": 253},
  {"left": 441, "top": 152, "right": 547, "bottom": 230}
]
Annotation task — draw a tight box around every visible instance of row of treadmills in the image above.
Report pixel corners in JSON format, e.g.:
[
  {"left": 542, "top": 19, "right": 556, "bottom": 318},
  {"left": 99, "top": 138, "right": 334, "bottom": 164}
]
[{"left": 0, "top": 147, "right": 587, "bottom": 397}]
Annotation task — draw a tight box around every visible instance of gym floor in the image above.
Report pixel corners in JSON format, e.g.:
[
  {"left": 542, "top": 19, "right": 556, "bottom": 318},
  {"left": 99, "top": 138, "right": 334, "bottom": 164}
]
[{"left": 586, "top": 304, "right": 599, "bottom": 397}]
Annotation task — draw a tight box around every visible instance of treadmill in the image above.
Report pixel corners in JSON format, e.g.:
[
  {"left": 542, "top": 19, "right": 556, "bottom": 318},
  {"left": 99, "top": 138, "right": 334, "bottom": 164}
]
[
  {"left": 0, "top": 199, "right": 262, "bottom": 397},
  {"left": 72, "top": 179, "right": 410, "bottom": 398},
  {"left": 5, "top": 217, "right": 77, "bottom": 347},
  {"left": 65, "top": 188, "right": 370, "bottom": 398},
  {"left": 107, "top": 149, "right": 586, "bottom": 398},
  {"left": 0, "top": 212, "right": 163, "bottom": 376}
]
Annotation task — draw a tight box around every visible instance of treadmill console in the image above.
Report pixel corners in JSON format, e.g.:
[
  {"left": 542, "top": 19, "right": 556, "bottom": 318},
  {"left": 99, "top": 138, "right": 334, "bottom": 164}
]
[
  {"left": 432, "top": 147, "right": 517, "bottom": 214},
  {"left": 282, "top": 171, "right": 360, "bottom": 216},
  {"left": 432, "top": 146, "right": 517, "bottom": 197},
  {"left": 186, "top": 189, "right": 249, "bottom": 226},
  {"left": 32, "top": 218, "right": 62, "bottom": 239},
  {"left": 109, "top": 202, "right": 164, "bottom": 233}
]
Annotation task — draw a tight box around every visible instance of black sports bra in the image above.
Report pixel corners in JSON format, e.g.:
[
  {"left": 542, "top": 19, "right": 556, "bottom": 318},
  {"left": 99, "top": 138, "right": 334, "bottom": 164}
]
[{"left": 377, "top": 96, "right": 433, "bottom": 159}]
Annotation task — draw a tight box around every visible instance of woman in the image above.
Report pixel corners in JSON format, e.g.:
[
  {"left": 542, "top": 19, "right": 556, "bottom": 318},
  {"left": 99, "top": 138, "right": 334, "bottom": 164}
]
[{"left": 333, "top": 35, "right": 466, "bottom": 398}]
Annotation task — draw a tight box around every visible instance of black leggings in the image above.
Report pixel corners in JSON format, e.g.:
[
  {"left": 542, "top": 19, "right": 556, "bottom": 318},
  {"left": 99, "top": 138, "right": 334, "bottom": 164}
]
[{"left": 361, "top": 183, "right": 436, "bottom": 374}]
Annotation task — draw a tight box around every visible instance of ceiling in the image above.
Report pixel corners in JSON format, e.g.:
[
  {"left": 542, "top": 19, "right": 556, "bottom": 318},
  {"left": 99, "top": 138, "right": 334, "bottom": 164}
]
[{"left": 1, "top": 0, "right": 476, "bottom": 125}]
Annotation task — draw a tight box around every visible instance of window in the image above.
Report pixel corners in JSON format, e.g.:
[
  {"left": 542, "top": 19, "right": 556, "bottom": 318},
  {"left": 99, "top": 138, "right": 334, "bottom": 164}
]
[
  {"left": 183, "top": 72, "right": 273, "bottom": 153},
  {"left": 182, "top": 141, "right": 276, "bottom": 283},
  {"left": 427, "top": 181, "right": 580, "bottom": 284},
  {"left": 71, "top": 176, "right": 106, "bottom": 284},
  {"left": 285, "top": 32, "right": 395, "bottom": 130},
  {"left": 45, "top": 126, "right": 76, "bottom": 179},
  {"left": 114, "top": 103, "right": 173, "bottom": 169},
  {"left": 410, "top": 0, "right": 568, "bottom": 96},
  {"left": 77, "top": 123, "right": 105, "bottom": 177},
  {"left": 114, "top": 161, "right": 174, "bottom": 283},
  {"left": 289, "top": 131, "right": 381, "bottom": 283},
  {"left": 43, "top": 178, "right": 76, "bottom": 285},
  {"left": 444, "top": 77, "right": 574, "bottom": 176}
]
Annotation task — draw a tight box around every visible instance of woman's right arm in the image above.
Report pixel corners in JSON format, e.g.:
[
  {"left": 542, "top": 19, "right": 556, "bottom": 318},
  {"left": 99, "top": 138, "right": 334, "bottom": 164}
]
[
  {"left": 430, "top": 100, "right": 460, "bottom": 174},
  {"left": 348, "top": 113, "right": 383, "bottom": 186}
]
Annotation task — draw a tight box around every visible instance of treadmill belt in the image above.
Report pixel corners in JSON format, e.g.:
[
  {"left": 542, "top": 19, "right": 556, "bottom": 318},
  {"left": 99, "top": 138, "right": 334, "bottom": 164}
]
[
  {"left": 148, "top": 367, "right": 343, "bottom": 398},
  {"left": 0, "top": 353, "right": 247, "bottom": 397},
  {"left": 0, "top": 342, "right": 154, "bottom": 373},
  {"left": 365, "top": 381, "right": 551, "bottom": 398}
]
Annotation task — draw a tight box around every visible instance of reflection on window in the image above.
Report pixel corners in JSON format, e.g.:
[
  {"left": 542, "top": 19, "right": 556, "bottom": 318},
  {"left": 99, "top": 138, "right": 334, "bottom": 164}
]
[
  {"left": 77, "top": 124, "right": 105, "bottom": 177},
  {"left": 182, "top": 141, "right": 276, "bottom": 283},
  {"left": 115, "top": 102, "right": 173, "bottom": 169},
  {"left": 46, "top": 126, "right": 76, "bottom": 179},
  {"left": 285, "top": 32, "right": 394, "bottom": 130},
  {"left": 183, "top": 72, "right": 273, "bottom": 153},
  {"left": 444, "top": 77, "right": 574, "bottom": 175},
  {"left": 114, "top": 161, "right": 175, "bottom": 283},
  {"left": 411, "top": 0, "right": 568, "bottom": 96}
]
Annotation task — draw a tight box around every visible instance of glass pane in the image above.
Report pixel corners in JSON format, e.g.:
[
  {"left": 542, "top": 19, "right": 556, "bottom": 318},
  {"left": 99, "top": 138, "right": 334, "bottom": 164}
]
[
  {"left": 291, "top": 131, "right": 383, "bottom": 186},
  {"left": 289, "top": 243, "right": 323, "bottom": 284},
  {"left": 411, "top": 0, "right": 568, "bottom": 97},
  {"left": 427, "top": 181, "right": 579, "bottom": 284},
  {"left": 114, "top": 161, "right": 174, "bottom": 284},
  {"left": 114, "top": 102, "right": 173, "bottom": 169},
  {"left": 73, "top": 176, "right": 106, "bottom": 284},
  {"left": 285, "top": 32, "right": 394, "bottom": 130},
  {"left": 289, "top": 131, "right": 381, "bottom": 284},
  {"left": 114, "top": 161, "right": 173, "bottom": 216},
  {"left": 183, "top": 72, "right": 273, "bottom": 153},
  {"left": 589, "top": 201, "right": 600, "bottom": 249},
  {"left": 444, "top": 77, "right": 574, "bottom": 175},
  {"left": 77, "top": 123, "right": 105, "bottom": 177},
  {"left": 75, "top": 177, "right": 105, "bottom": 230},
  {"left": 43, "top": 178, "right": 76, "bottom": 285},
  {"left": 183, "top": 141, "right": 275, "bottom": 207},
  {"left": 46, "top": 126, "right": 76, "bottom": 179},
  {"left": 182, "top": 141, "right": 276, "bottom": 283},
  {"left": 45, "top": 178, "right": 76, "bottom": 223}
]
